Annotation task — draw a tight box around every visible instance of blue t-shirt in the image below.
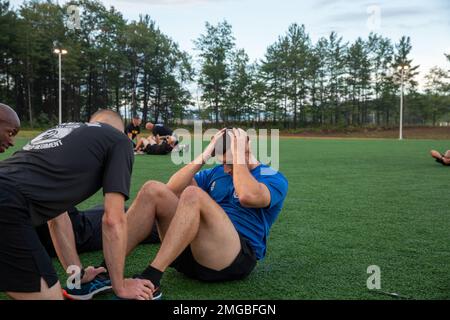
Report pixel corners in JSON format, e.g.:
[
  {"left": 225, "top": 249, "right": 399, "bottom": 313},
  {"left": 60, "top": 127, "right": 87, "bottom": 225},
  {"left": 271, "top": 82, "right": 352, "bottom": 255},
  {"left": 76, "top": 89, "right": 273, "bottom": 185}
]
[{"left": 194, "top": 164, "right": 288, "bottom": 260}]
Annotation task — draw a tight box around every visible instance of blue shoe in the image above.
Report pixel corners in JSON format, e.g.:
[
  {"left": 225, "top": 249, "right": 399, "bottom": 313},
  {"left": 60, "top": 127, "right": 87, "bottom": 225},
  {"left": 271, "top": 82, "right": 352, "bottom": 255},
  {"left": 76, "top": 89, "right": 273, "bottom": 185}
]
[{"left": 64, "top": 273, "right": 112, "bottom": 300}]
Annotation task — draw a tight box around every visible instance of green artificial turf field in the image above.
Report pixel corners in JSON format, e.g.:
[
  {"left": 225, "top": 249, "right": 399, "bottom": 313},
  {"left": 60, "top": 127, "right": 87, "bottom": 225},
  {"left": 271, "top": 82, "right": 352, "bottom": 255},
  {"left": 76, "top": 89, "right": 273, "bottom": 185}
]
[{"left": 1, "top": 136, "right": 450, "bottom": 300}]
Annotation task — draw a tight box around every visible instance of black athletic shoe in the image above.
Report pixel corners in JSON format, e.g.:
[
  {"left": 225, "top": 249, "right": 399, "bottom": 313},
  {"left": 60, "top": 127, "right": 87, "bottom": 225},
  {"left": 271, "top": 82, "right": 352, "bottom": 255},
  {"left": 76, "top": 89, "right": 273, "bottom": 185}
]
[
  {"left": 111, "top": 275, "right": 162, "bottom": 300},
  {"left": 151, "top": 287, "right": 162, "bottom": 300},
  {"left": 112, "top": 287, "right": 162, "bottom": 300},
  {"left": 133, "top": 274, "right": 162, "bottom": 300}
]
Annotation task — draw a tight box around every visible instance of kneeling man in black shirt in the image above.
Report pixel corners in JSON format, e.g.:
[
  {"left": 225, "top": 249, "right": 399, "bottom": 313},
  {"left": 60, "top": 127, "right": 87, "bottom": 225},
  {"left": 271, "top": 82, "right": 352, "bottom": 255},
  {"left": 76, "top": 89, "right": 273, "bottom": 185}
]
[
  {"left": 0, "top": 110, "right": 154, "bottom": 300},
  {"left": 135, "top": 135, "right": 178, "bottom": 155}
]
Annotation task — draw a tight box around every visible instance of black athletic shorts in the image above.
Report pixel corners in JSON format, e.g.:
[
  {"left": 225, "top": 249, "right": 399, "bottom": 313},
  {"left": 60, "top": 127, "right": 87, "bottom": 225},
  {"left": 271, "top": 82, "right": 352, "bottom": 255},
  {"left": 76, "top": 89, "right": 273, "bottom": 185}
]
[
  {"left": 144, "top": 143, "right": 172, "bottom": 155},
  {"left": 0, "top": 178, "right": 59, "bottom": 293},
  {"left": 36, "top": 206, "right": 160, "bottom": 258},
  {"left": 170, "top": 233, "right": 257, "bottom": 282}
]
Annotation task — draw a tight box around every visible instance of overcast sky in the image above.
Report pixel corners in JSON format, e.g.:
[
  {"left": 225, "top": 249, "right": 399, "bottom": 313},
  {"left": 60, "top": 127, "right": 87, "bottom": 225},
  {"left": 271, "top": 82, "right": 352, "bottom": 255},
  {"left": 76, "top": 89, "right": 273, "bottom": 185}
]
[{"left": 9, "top": 0, "right": 450, "bottom": 87}]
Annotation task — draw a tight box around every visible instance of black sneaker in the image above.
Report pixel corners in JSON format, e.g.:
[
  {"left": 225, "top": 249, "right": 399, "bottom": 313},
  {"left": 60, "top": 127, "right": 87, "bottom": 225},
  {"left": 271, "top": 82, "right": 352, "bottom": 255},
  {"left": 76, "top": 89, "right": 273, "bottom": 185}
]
[
  {"left": 151, "top": 286, "right": 162, "bottom": 300},
  {"left": 112, "top": 288, "right": 162, "bottom": 300},
  {"left": 111, "top": 275, "right": 162, "bottom": 300},
  {"left": 134, "top": 274, "right": 162, "bottom": 300}
]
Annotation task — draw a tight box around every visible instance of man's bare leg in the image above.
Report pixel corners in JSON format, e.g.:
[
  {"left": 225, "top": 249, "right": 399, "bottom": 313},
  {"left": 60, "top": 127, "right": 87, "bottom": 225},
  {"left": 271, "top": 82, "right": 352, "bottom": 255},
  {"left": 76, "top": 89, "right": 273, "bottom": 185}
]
[
  {"left": 151, "top": 185, "right": 241, "bottom": 272},
  {"left": 135, "top": 138, "right": 145, "bottom": 151},
  {"left": 7, "top": 278, "right": 63, "bottom": 300},
  {"left": 125, "top": 181, "right": 179, "bottom": 256},
  {"left": 431, "top": 150, "right": 450, "bottom": 165},
  {"left": 444, "top": 150, "right": 450, "bottom": 164}
]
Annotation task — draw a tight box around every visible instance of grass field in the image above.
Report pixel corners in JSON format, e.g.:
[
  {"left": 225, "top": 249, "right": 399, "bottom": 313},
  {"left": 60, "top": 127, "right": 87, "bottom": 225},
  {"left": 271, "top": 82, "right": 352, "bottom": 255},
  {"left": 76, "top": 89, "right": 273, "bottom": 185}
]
[{"left": 1, "top": 135, "right": 450, "bottom": 300}]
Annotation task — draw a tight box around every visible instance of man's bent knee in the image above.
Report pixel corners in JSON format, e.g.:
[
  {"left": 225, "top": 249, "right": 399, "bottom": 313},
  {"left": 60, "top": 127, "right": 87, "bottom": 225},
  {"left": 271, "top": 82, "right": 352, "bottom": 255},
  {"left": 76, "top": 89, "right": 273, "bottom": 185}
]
[
  {"left": 140, "top": 180, "right": 169, "bottom": 198},
  {"left": 181, "top": 185, "right": 203, "bottom": 197},
  {"left": 179, "top": 186, "right": 203, "bottom": 205}
]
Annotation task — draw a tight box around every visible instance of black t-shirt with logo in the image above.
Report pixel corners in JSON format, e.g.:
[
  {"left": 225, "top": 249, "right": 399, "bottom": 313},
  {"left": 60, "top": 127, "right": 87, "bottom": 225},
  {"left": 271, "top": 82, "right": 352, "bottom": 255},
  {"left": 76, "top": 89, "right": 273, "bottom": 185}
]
[
  {"left": 152, "top": 124, "right": 173, "bottom": 137},
  {"left": 0, "top": 122, "right": 134, "bottom": 226},
  {"left": 125, "top": 123, "right": 141, "bottom": 140}
]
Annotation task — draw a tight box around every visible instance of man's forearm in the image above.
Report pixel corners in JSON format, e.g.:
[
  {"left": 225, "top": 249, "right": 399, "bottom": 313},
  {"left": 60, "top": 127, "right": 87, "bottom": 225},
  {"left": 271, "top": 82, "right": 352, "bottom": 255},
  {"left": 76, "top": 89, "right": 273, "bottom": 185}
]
[
  {"left": 233, "top": 164, "right": 261, "bottom": 197},
  {"left": 232, "top": 149, "right": 262, "bottom": 201},
  {"left": 102, "top": 215, "right": 127, "bottom": 293},
  {"left": 48, "top": 212, "right": 82, "bottom": 271},
  {"left": 167, "top": 153, "right": 205, "bottom": 195},
  {"left": 168, "top": 129, "right": 225, "bottom": 195}
]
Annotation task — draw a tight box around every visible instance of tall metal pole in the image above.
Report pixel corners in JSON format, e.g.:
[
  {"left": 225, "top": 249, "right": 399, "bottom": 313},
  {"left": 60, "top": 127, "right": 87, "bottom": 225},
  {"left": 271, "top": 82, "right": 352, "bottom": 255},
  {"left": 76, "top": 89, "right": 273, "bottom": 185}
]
[
  {"left": 58, "top": 52, "right": 62, "bottom": 125},
  {"left": 399, "top": 68, "right": 404, "bottom": 140}
]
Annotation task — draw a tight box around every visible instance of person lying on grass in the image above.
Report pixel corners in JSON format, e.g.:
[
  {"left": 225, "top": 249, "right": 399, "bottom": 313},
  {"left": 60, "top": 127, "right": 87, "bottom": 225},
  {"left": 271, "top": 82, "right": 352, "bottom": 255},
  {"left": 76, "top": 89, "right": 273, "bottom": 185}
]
[
  {"left": 134, "top": 134, "right": 178, "bottom": 155},
  {"left": 72, "top": 128, "right": 288, "bottom": 300},
  {"left": 430, "top": 150, "right": 450, "bottom": 166}
]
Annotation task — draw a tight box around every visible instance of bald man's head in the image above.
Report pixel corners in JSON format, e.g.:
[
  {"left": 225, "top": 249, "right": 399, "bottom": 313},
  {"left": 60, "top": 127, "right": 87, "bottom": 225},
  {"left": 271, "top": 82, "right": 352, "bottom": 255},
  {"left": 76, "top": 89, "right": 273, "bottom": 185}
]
[
  {"left": 0, "top": 103, "right": 20, "bottom": 127},
  {"left": 89, "top": 109, "right": 124, "bottom": 132},
  {"left": 0, "top": 103, "right": 20, "bottom": 153}
]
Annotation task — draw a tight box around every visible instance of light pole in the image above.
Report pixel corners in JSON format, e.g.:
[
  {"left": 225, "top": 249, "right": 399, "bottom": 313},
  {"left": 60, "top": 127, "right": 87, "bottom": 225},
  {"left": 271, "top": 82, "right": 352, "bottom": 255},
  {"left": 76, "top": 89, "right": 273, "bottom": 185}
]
[
  {"left": 397, "top": 64, "right": 409, "bottom": 140},
  {"left": 54, "top": 48, "right": 68, "bottom": 124}
]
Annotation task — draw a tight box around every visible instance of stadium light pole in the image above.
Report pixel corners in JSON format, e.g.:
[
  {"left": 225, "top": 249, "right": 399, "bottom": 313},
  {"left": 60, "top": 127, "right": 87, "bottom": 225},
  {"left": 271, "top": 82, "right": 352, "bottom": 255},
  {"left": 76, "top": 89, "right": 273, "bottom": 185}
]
[
  {"left": 54, "top": 48, "right": 68, "bottom": 124},
  {"left": 397, "top": 64, "right": 409, "bottom": 140}
]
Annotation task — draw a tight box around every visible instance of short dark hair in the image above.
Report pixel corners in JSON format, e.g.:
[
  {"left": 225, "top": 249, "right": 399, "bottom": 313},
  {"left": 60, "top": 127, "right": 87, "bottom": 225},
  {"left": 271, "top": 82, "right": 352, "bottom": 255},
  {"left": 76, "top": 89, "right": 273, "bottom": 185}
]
[
  {"left": 214, "top": 127, "right": 251, "bottom": 157},
  {"left": 132, "top": 114, "right": 140, "bottom": 119}
]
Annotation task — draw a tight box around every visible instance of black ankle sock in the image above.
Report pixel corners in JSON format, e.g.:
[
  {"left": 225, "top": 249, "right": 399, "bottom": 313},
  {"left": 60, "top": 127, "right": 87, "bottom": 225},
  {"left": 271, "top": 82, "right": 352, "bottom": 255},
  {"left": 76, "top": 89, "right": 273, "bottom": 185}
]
[{"left": 140, "top": 265, "right": 164, "bottom": 288}]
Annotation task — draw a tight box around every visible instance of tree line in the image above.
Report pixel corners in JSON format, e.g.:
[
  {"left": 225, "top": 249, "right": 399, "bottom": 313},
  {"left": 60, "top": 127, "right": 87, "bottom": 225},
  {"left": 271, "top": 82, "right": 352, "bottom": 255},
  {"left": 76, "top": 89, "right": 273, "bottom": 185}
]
[
  {"left": 0, "top": 0, "right": 192, "bottom": 126},
  {"left": 0, "top": 0, "right": 449, "bottom": 128}
]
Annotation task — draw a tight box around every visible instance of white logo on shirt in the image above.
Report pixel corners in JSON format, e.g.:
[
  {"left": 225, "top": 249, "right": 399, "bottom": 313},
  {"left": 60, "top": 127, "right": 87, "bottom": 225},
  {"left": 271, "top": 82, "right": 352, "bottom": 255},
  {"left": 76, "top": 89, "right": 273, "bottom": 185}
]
[
  {"left": 23, "top": 123, "right": 80, "bottom": 151},
  {"left": 233, "top": 191, "right": 239, "bottom": 199},
  {"left": 210, "top": 181, "right": 216, "bottom": 192}
]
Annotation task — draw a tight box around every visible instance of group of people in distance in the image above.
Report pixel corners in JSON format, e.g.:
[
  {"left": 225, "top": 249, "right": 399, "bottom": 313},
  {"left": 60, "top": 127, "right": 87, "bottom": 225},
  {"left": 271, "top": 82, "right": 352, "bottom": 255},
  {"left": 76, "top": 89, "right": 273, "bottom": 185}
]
[
  {"left": 0, "top": 103, "right": 288, "bottom": 300},
  {"left": 125, "top": 115, "right": 182, "bottom": 156}
]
